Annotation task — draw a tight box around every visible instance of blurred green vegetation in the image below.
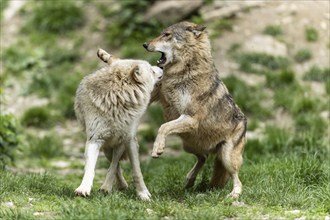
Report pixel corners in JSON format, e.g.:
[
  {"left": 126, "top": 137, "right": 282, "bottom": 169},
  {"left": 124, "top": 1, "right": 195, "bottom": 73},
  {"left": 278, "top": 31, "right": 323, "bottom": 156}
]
[
  {"left": 0, "top": 114, "right": 19, "bottom": 169},
  {"left": 294, "top": 49, "right": 312, "bottom": 63},
  {"left": 26, "top": 133, "right": 64, "bottom": 159},
  {"left": 23, "top": 0, "right": 85, "bottom": 34},
  {"left": 305, "top": 27, "right": 318, "bottom": 42},
  {"left": 0, "top": 0, "right": 9, "bottom": 18},
  {"left": 234, "top": 52, "right": 290, "bottom": 73},
  {"left": 263, "top": 25, "right": 283, "bottom": 37}
]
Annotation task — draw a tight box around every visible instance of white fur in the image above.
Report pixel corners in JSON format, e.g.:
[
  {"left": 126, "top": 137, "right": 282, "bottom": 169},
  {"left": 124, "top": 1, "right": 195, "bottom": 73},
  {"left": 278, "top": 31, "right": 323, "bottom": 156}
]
[{"left": 75, "top": 141, "right": 102, "bottom": 196}]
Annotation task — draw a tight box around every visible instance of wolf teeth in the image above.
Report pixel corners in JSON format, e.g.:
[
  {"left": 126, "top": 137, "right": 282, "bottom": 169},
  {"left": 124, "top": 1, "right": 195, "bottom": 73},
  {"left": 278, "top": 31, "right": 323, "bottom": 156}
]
[{"left": 157, "top": 60, "right": 160, "bottom": 64}]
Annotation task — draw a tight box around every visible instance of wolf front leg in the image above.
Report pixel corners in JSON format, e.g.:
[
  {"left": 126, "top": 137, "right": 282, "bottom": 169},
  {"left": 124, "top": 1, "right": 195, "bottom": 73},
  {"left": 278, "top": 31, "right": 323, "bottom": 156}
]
[
  {"left": 152, "top": 114, "right": 198, "bottom": 158},
  {"left": 75, "top": 140, "right": 103, "bottom": 197}
]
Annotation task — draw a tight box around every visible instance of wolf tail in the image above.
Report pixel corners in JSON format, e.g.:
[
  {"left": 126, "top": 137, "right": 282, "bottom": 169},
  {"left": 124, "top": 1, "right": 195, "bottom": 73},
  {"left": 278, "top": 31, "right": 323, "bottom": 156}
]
[{"left": 97, "top": 48, "right": 115, "bottom": 64}]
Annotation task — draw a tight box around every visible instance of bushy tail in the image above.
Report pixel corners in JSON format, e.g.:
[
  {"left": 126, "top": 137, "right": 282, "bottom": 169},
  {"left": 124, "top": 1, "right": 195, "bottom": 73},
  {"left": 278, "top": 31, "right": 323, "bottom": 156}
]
[{"left": 97, "top": 48, "right": 115, "bottom": 64}]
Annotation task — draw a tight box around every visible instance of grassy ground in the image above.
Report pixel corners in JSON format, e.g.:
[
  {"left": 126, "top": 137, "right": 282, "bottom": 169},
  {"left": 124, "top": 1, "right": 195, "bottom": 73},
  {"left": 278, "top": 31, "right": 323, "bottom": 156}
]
[
  {"left": 1, "top": 153, "right": 329, "bottom": 219},
  {"left": 1, "top": 1, "right": 329, "bottom": 219}
]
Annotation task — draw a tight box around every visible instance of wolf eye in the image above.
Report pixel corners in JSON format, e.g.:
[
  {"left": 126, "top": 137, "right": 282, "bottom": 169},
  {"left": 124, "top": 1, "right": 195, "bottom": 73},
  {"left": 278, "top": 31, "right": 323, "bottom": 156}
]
[{"left": 163, "top": 33, "right": 171, "bottom": 37}]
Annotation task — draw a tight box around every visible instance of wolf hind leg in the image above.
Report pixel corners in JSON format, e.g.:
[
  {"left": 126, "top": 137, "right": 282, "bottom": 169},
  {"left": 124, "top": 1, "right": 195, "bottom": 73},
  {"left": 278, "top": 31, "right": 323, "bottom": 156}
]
[
  {"left": 209, "top": 157, "right": 230, "bottom": 188},
  {"left": 100, "top": 145, "right": 126, "bottom": 193},
  {"left": 220, "top": 139, "right": 245, "bottom": 199},
  {"left": 185, "top": 154, "right": 207, "bottom": 188},
  {"left": 103, "top": 147, "right": 128, "bottom": 190}
]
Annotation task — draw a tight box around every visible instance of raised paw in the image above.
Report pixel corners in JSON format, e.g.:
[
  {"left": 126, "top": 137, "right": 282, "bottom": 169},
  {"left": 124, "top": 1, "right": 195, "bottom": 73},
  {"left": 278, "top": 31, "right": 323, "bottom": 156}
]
[
  {"left": 151, "top": 140, "right": 165, "bottom": 158},
  {"left": 74, "top": 185, "right": 91, "bottom": 197},
  {"left": 137, "top": 190, "right": 151, "bottom": 201}
]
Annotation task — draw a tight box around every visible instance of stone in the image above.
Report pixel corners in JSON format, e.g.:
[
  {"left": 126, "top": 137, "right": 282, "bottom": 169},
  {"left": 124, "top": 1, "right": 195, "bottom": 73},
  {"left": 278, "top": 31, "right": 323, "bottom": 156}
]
[
  {"left": 242, "top": 35, "right": 288, "bottom": 57},
  {"left": 200, "top": 0, "right": 265, "bottom": 21},
  {"left": 144, "top": 0, "right": 203, "bottom": 25}
]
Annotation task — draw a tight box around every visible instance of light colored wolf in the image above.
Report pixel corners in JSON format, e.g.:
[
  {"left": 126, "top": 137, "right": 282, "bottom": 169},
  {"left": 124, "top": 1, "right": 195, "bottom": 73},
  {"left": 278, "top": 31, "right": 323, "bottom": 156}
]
[
  {"left": 74, "top": 49, "right": 163, "bottom": 200},
  {"left": 143, "top": 21, "right": 247, "bottom": 198}
]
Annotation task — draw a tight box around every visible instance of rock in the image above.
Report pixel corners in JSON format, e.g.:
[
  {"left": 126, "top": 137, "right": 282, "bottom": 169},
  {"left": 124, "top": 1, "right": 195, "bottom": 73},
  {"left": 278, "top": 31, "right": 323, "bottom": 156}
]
[
  {"left": 242, "top": 35, "right": 288, "bottom": 57},
  {"left": 51, "top": 161, "right": 70, "bottom": 168},
  {"left": 144, "top": 0, "right": 203, "bottom": 25},
  {"left": 5, "top": 201, "right": 15, "bottom": 208},
  {"left": 200, "top": 0, "right": 265, "bottom": 21}
]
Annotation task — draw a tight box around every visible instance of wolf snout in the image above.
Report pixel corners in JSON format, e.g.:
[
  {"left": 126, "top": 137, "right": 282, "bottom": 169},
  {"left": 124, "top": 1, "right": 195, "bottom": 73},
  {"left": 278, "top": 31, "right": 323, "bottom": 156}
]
[{"left": 143, "top": 42, "right": 148, "bottom": 49}]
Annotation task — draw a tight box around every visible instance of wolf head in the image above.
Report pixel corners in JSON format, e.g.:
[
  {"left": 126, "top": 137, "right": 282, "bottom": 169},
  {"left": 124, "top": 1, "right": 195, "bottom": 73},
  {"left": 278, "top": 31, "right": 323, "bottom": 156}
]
[
  {"left": 97, "top": 48, "right": 163, "bottom": 91},
  {"left": 143, "top": 21, "right": 209, "bottom": 68}
]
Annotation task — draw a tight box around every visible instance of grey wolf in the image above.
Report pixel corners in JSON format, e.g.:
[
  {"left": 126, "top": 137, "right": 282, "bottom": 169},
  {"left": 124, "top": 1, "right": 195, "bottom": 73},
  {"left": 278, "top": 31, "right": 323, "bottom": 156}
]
[
  {"left": 143, "top": 21, "right": 247, "bottom": 198},
  {"left": 74, "top": 49, "right": 163, "bottom": 200}
]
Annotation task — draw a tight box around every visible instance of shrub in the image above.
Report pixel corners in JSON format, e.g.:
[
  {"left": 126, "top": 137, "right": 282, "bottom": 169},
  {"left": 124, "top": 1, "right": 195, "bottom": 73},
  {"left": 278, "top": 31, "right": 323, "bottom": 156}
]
[
  {"left": 2, "top": 43, "right": 45, "bottom": 76},
  {"left": 0, "top": 0, "right": 9, "bottom": 18},
  {"left": 305, "top": 27, "right": 318, "bottom": 42},
  {"left": 263, "top": 25, "right": 283, "bottom": 37},
  {"left": 303, "top": 65, "right": 329, "bottom": 82},
  {"left": 52, "top": 73, "right": 83, "bottom": 119},
  {"left": 235, "top": 52, "right": 290, "bottom": 73},
  {"left": 266, "top": 69, "right": 295, "bottom": 89},
  {"left": 223, "top": 76, "right": 270, "bottom": 118},
  {"left": 26, "top": 0, "right": 85, "bottom": 34},
  {"left": 294, "top": 49, "right": 312, "bottom": 63},
  {"left": 27, "top": 133, "right": 63, "bottom": 158},
  {"left": 210, "top": 18, "right": 233, "bottom": 38},
  {"left": 0, "top": 114, "right": 19, "bottom": 169},
  {"left": 101, "top": 1, "right": 162, "bottom": 49},
  {"left": 21, "top": 106, "right": 57, "bottom": 128}
]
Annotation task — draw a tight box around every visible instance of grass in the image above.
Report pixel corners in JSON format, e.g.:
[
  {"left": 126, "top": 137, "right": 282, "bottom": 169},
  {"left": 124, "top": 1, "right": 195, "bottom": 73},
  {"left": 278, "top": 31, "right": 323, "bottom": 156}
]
[
  {"left": 303, "top": 65, "right": 330, "bottom": 82},
  {"left": 294, "top": 49, "right": 312, "bottom": 63},
  {"left": 305, "top": 27, "right": 318, "bottom": 42},
  {"left": 209, "top": 18, "right": 233, "bottom": 38},
  {"left": 223, "top": 76, "right": 271, "bottom": 118},
  {"left": 21, "top": 106, "right": 57, "bottom": 128},
  {"left": 0, "top": 152, "right": 329, "bottom": 219},
  {"left": 263, "top": 25, "right": 283, "bottom": 37},
  {"left": 25, "top": 133, "right": 64, "bottom": 159},
  {"left": 234, "top": 52, "right": 290, "bottom": 73},
  {"left": 24, "top": 0, "right": 85, "bottom": 34}
]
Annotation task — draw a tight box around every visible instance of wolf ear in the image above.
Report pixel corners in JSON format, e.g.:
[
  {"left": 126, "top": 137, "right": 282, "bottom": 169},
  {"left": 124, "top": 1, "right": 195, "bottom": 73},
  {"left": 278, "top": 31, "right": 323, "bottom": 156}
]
[
  {"left": 132, "top": 65, "right": 142, "bottom": 83},
  {"left": 97, "top": 48, "right": 117, "bottom": 64},
  {"left": 186, "top": 25, "right": 206, "bottom": 38}
]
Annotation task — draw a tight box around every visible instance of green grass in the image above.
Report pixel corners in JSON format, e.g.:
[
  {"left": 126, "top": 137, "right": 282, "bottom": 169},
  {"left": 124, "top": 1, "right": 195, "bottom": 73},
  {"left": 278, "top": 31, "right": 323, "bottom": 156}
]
[
  {"left": 209, "top": 18, "right": 233, "bottom": 38},
  {"left": 263, "top": 25, "right": 283, "bottom": 37},
  {"left": 305, "top": 27, "right": 318, "bottom": 42},
  {"left": 21, "top": 106, "right": 57, "bottom": 128},
  {"left": 25, "top": 133, "right": 64, "bottom": 159},
  {"left": 0, "top": 152, "right": 329, "bottom": 219},
  {"left": 303, "top": 65, "right": 330, "bottom": 82},
  {"left": 265, "top": 69, "right": 295, "bottom": 89},
  {"left": 294, "top": 49, "right": 312, "bottom": 63},
  {"left": 24, "top": 0, "right": 85, "bottom": 34},
  {"left": 234, "top": 52, "right": 290, "bottom": 73}
]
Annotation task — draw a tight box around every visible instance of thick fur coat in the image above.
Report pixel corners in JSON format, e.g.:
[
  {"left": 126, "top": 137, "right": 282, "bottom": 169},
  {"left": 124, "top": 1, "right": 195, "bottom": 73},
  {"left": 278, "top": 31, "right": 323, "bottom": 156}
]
[
  {"left": 144, "top": 22, "right": 247, "bottom": 198},
  {"left": 74, "top": 49, "right": 162, "bottom": 200}
]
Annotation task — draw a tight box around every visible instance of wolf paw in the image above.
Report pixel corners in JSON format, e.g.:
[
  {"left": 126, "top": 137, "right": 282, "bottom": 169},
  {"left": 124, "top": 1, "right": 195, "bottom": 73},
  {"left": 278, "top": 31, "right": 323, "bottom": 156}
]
[
  {"left": 117, "top": 181, "right": 128, "bottom": 191},
  {"left": 74, "top": 185, "right": 91, "bottom": 197},
  {"left": 99, "top": 186, "right": 111, "bottom": 194},
  {"left": 227, "top": 188, "right": 241, "bottom": 199},
  {"left": 137, "top": 190, "right": 151, "bottom": 201},
  {"left": 151, "top": 142, "right": 165, "bottom": 158}
]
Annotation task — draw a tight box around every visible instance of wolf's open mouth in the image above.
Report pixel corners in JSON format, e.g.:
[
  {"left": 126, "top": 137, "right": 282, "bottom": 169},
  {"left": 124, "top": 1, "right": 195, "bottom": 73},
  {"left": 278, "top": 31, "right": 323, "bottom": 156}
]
[{"left": 157, "top": 52, "right": 166, "bottom": 67}]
